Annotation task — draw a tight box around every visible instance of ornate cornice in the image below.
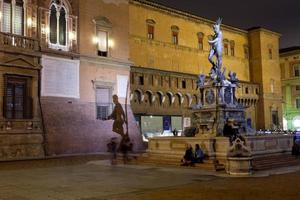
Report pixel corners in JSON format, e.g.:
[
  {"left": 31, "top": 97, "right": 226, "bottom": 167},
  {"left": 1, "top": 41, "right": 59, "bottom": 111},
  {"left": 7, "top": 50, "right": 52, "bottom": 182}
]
[{"left": 130, "top": 0, "right": 248, "bottom": 36}]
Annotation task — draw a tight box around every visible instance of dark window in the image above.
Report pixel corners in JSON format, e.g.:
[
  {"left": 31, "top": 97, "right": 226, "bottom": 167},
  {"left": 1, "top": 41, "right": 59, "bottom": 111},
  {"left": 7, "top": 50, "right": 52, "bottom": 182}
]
[
  {"left": 272, "top": 111, "right": 279, "bottom": 126},
  {"left": 294, "top": 66, "right": 300, "bottom": 77},
  {"left": 172, "top": 31, "right": 178, "bottom": 45},
  {"left": 268, "top": 48, "right": 273, "bottom": 59},
  {"left": 182, "top": 80, "right": 186, "bottom": 89},
  {"left": 296, "top": 85, "right": 300, "bottom": 91},
  {"left": 230, "top": 47, "right": 235, "bottom": 56},
  {"left": 3, "top": 76, "right": 32, "bottom": 119},
  {"left": 50, "top": 5, "right": 57, "bottom": 44},
  {"left": 139, "top": 76, "right": 144, "bottom": 85},
  {"left": 147, "top": 24, "right": 154, "bottom": 40},
  {"left": 224, "top": 43, "right": 229, "bottom": 55},
  {"left": 59, "top": 7, "right": 67, "bottom": 45},
  {"left": 256, "top": 88, "right": 259, "bottom": 95},
  {"left": 297, "top": 99, "right": 300, "bottom": 109},
  {"left": 245, "top": 87, "right": 249, "bottom": 94},
  {"left": 49, "top": 3, "right": 68, "bottom": 47},
  {"left": 197, "top": 33, "right": 204, "bottom": 50},
  {"left": 230, "top": 41, "right": 235, "bottom": 56}
]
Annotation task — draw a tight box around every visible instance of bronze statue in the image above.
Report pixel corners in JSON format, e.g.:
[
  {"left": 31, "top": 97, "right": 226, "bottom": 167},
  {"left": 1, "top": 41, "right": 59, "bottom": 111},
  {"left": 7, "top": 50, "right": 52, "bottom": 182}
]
[
  {"left": 208, "top": 18, "right": 223, "bottom": 69},
  {"left": 107, "top": 95, "right": 127, "bottom": 137}
]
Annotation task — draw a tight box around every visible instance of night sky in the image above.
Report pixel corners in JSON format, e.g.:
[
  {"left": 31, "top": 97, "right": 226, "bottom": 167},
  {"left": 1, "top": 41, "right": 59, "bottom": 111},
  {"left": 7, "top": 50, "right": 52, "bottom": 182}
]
[{"left": 150, "top": 0, "right": 300, "bottom": 49}]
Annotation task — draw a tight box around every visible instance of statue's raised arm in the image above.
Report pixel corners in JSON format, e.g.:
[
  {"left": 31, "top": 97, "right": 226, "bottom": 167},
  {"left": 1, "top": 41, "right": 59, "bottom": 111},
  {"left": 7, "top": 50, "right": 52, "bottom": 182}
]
[{"left": 208, "top": 18, "right": 223, "bottom": 69}]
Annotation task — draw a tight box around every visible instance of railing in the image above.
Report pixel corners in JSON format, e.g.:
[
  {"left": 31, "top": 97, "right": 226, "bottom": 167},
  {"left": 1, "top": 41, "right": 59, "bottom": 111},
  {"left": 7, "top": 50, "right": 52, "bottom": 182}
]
[{"left": 0, "top": 32, "right": 39, "bottom": 51}]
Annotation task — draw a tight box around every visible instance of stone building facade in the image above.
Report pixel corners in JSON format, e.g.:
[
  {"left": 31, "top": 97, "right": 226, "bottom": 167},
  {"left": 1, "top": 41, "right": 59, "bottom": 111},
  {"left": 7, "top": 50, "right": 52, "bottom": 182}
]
[
  {"left": 0, "top": 0, "right": 143, "bottom": 160},
  {"left": 0, "top": 0, "right": 44, "bottom": 160},
  {"left": 129, "top": 0, "right": 282, "bottom": 137},
  {"left": 280, "top": 47, "right": 300, "bottom": 130}
]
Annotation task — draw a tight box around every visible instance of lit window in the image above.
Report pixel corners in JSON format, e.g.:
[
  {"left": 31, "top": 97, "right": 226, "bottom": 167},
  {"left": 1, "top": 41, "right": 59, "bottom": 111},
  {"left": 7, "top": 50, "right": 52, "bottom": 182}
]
[
  {"left": 2, "top": 0, "right": 24, "bottom": 35},
  {"left": 171, "top": 25, "right": 179, "bottom": 45},
  {"left": 146, "top": 19, "right": 155, "bottom": 40},
  {"left": 197, "top": 32, "right": 204, "bottom": 50},
  {"left": 93, "top": 16, "right": 113, "bottom": 57},
  {"left": 97, "top": 30, "right": 108, "bottom": 57},
  {"left": 49, "top": 1, "right": 68, "bottom": 50}
]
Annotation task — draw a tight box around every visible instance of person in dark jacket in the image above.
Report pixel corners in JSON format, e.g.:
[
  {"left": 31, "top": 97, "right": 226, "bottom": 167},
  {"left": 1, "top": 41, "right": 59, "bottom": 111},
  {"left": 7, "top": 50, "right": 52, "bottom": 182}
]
[
  {"left": 181, "top": 144, "right": 195, "bottom": 166},
  {"left": 223, "top": 118, "right": 238, "bottom": 145},
  {"left": 193, "top": 144, "right": 205, "bottom": 163}
]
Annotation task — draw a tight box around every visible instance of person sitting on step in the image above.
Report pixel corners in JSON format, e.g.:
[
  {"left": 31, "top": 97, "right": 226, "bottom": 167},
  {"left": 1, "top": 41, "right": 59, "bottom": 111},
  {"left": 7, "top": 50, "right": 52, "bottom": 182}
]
[
  {"left": 193, "top": 144, "right": 205, "bottom": 163},
  {"left": 181, "top": 144, "right": 195, "bottom": 166}
]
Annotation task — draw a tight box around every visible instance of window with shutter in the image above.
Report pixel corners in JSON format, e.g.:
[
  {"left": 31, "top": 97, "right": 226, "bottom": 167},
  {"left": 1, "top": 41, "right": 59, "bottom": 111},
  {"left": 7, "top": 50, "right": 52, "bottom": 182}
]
[
  {"left": 3, "top": 75, "right": 32, "bottom": 119},
  {"left": 14, "top": 0, "right": 23, "bottom": 35},
  {"left": 96, "top": 88, "right": 112, "bottom": 120},
  {"left": 3, "top": 1, "right": 12, "bottom": 33}
]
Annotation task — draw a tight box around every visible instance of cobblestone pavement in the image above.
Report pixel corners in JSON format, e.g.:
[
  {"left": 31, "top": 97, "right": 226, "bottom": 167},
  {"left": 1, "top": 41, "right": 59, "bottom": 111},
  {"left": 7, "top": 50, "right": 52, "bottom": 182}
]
[{"left": 0, "top": 157, "right": 300, "bottom": 200}]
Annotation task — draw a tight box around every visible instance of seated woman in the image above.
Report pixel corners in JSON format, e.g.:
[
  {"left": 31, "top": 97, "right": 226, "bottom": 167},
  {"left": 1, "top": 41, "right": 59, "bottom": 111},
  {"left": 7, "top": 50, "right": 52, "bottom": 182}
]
[
  {"left": 181, "top": 144, "right": 195, "bottom": 166},
  {"left": 194, "top": 144, "right": 205, "bottom": 163}
]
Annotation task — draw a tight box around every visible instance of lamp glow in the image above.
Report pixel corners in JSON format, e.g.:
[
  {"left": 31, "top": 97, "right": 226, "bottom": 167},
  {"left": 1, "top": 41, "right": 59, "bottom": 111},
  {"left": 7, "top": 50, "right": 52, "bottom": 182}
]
[
  {"left": 27, "top": 18, "right": 32, "bottom": 27},
  {"left": 69, "top": 32, "right": 75, "bottom": 40},
  {"left": 108, "top": 39, "right": 115, "bottom": 48},
  {"left": 92, "top": 36, "right": 99, "bottom": 44}
]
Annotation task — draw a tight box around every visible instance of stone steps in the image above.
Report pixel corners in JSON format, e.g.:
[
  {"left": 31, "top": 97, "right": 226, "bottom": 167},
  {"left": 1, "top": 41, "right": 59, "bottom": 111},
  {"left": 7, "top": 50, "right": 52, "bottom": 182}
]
[
  {"left": 117, "top": 153, "right": 225, "bottom": 171},
  {"left": 252, "top": 155, "right": 300, "bottom": 170}
]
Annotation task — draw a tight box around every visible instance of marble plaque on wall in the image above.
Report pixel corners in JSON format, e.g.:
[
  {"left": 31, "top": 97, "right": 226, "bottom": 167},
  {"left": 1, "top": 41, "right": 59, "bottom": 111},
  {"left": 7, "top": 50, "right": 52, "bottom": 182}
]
[{"left": 41, "top": 55, "right": 80, "bottom": 98}]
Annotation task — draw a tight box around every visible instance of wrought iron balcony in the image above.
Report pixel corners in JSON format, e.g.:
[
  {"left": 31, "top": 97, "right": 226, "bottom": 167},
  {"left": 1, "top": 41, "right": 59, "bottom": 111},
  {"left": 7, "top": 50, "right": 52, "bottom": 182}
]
[{"left": 0, "top": 32, "right": 39, "bottom": 52}]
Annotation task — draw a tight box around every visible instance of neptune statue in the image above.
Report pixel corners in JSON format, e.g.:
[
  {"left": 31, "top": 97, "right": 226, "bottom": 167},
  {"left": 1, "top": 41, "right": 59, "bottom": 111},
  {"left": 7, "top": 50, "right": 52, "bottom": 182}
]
[{"left": 208, "top": 18, "right": 223, "bottom": 69}]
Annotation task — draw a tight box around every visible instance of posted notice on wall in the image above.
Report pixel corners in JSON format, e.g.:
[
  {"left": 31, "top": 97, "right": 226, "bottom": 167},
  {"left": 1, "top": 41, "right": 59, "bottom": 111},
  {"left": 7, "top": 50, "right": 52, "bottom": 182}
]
[{"left": 183, "top": 117, "right": 191, "bottom": 128}]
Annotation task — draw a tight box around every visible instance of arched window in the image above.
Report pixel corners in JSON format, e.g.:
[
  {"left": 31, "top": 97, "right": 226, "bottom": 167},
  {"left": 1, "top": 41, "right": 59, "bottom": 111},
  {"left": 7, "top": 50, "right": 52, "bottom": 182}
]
[
  {"left": 2, "top": 0, "right": 24, "bottom": 35},
  {"left": 49, "top": 5, "right": 57, "bottom": 44},
  {"left": 49, "top": 0, "right": 68, "bottom": 49},
  {"left": 59, "top": 7, "right": 67, "bottom": 45},
  {"left": 146, "top": 19, "right": 155, "bottom": 40}
]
